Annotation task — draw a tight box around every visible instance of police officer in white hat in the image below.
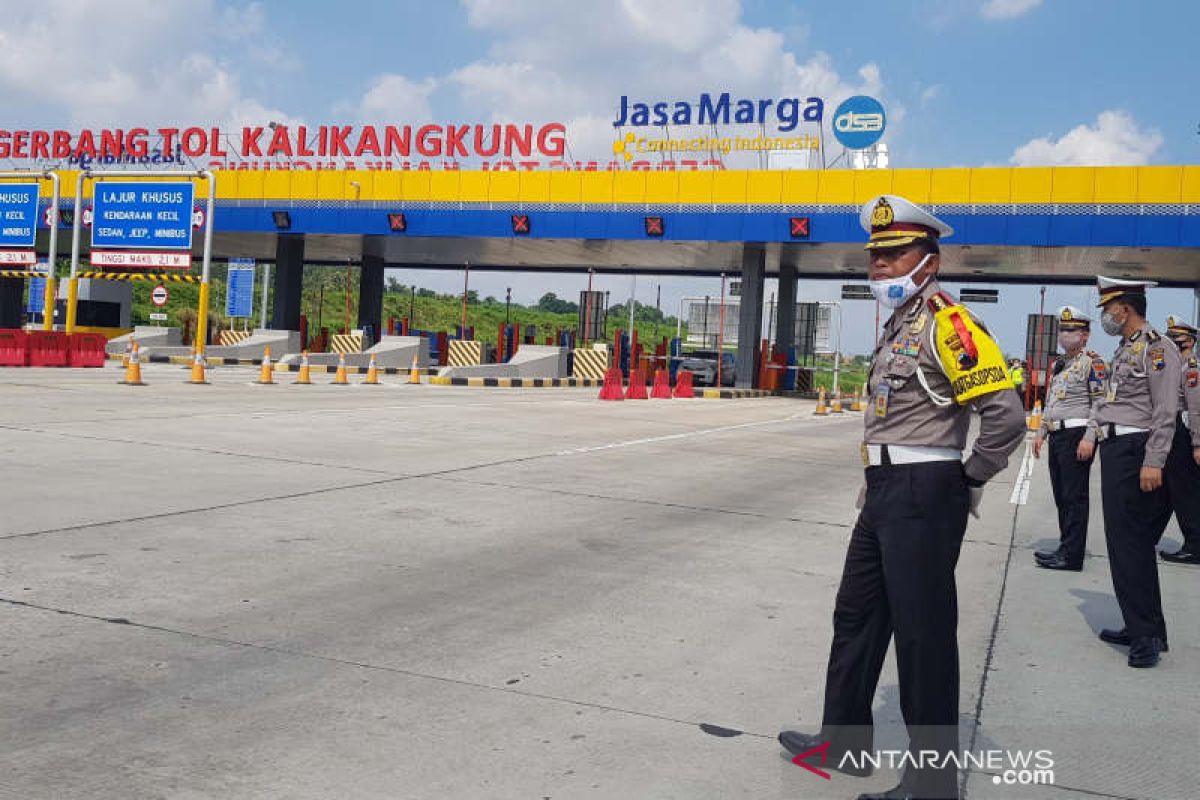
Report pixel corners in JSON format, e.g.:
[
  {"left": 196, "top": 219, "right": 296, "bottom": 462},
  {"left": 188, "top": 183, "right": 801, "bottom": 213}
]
[
  {"left": 1032, "top": 306, "right": 1107, "bottom": 570},
  {"left": 1083, "top": 277, "right": 1181, "bottom": 667},
  {"left": 779, "top": 196, "right": 1026, "bottom": 800},
  {"left": 1159, "top": 314, "right": 1200, "bottom": 564}
]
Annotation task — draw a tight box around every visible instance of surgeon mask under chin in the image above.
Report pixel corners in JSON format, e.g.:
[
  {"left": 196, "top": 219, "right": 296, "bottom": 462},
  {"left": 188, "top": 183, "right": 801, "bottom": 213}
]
[
  {"left": 870, "top": 253, "right": 932, "bottom": 309},
  {"left": 1100, "top": 310, "right": 1124, "bottom": 336}
]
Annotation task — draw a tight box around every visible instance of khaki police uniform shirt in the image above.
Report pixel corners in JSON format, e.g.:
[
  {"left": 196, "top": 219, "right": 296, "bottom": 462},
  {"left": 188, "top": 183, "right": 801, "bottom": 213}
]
[
  {"left": 1085, "top": 323, "right": 1181, "bottom": 468},
  {"left": 1039, "top": 349, "right": 1106, "bottom": 436},
  {"left": 865, "top": 280, "right": 1027, "bottom": 483},
  {"left": 1181, "top": 349, "right": 1200, "bottom": 446}
]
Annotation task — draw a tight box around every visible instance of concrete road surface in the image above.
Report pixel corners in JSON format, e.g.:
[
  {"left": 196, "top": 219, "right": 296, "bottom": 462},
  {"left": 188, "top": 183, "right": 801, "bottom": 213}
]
[{"left": 1, "top": 364, "right": 1195, "bottom": 799}]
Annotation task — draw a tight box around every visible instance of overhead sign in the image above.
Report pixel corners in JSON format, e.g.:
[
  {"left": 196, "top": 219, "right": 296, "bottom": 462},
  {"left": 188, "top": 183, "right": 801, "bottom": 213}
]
[
  {"left": 841, "top": 284, "right": 874, "bottom": 300},
  {"left": 960, "top": 288, "right": 1000, "bottom": 304},
  {"left": 150, "top": 284, "right": 169, "bottom": 307},
  {"left": 90, "top": 251, "right": 191, "bottom": 269},
  {"left": 91, "top": 182, "right": 195, "bottom": 250},
  {"left": 832, "top": 95, "right": 886, "bottom": 150},
  {"left": 0, "top": 182, "right": 39, "bottom": 248},
  {"left": 225, "top": 260, "right": 255, "bottom": 318}
]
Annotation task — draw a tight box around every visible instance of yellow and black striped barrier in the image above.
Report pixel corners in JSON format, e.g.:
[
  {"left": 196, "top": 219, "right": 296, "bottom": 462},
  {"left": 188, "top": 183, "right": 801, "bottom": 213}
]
[
  {"left": 571, "top": 348, "right": 608, "bottom": 380},
  {"left": 217, "top": 330, "right": 252, "bottom": 347},
  {"left": 329, "top": 333, "right": 364, "bottom": 354},
  {"left": 78, "top": 272, "right": 201, "bottom": 283},
  {"left": 0, "top": 270, "right": 42, "bottom": 278},
  {"left": 447, "top": 340, "right": 483, "bottom": 366}
]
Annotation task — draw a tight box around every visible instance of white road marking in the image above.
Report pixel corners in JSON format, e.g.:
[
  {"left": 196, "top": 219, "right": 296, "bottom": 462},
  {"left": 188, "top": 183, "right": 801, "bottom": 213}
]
[{"left": 1008, "top": 439, "right": 1035, "bottom": 505}]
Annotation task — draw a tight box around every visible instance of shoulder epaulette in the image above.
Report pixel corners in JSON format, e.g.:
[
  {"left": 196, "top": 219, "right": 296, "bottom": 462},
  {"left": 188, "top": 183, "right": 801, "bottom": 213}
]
[
  {"left": 1147, "top": 329, "right": 1161, "bottom": 342},
  {"left": 927, "top": 291, "right": 957, "bottom": 313}
]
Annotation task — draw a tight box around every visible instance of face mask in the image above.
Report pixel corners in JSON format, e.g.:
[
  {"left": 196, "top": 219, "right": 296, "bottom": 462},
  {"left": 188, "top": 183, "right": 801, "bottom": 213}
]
[
  {"left": 1058, "top": 331, "right": 1085, "bottom": 352},
  {"left": 871, "top": 253, "right": 932, "bottom": 309},
  {"left": 1100, "top": 310, "right": 1124, "bottom": 336}
]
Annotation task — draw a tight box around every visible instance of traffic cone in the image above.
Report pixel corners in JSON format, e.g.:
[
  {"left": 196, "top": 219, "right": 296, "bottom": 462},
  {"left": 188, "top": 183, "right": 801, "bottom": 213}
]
[
  {"left": 188, "top": 350, "right": 209, "bottom": 384},
  {"left": 650, "top": 368, "right": 672, "bottom": 399},
  {"left": 625, "top": 368, "right": 648, "bottom": 400},
  {"left": 1027, "top": 400, "right": 1043, "bottom": 431},
  {"left": 122, "top": 338, "right": 133, "bottom": 368},
  {"left": 121, "top": 342, "right": 145, "bottom": 386},
  {"left": 814, "top": 387, "right": 828, "bottom": 415},
  {"left": 256, "top": 346, "right": 274, "bottom": 385},
  {"left": 850, "top": 384, "right": 863, "bottom": 412},
  {"left": 673, "top": 369, "right": 694, "bottom": 398},
  {"left": 363, "top": 353, "right": 381, "bottom": 385},
  {"left": 332, "top": 352, "right": 349, "bottom": 385},
  {"left": 294, "top": 350, "right": 312, "bottom": 385},
  {"left": 408, "top": 353, "right": 421, "bottom": 384},
  {"left": 831, "top": 390, "right": 844, "bottom": 414},
  {"left": 598, "top": 366, "right": 625, "bottom": 400}
]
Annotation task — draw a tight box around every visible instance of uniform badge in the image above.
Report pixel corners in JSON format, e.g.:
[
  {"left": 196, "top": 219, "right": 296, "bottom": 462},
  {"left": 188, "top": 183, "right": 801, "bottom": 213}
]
[
  {"left": 909, "top": 312, "right": 928, "bottom": 335},
  {"left": 1149, "top": 347, "right": 1165, "bottom": 371},
  {"left": 874, "top": 383, "right": 890, "bottom": 418},
  {"left": 1188, "top": 370, "right": 1199, "bottom": 389},
  {"left": 892, "top": 337, "right": 921, "bottom": 358},
  {"left": 1131, "top": 341, "right": 1146, "bottom": 355},
  {"left": 870, "top": 198, "right": 894, "bottom": 229}
]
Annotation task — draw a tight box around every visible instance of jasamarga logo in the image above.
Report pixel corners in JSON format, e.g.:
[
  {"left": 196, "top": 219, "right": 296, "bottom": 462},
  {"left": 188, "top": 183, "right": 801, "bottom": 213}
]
[{"left": 613, "top": 92, "right": 823, "bottom": 132}]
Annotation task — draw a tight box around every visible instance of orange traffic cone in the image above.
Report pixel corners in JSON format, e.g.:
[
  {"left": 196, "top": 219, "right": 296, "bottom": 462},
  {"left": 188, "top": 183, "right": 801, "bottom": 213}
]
[
  {"left": 295, "top": 350, "right": 312, "bottom": 385},
  {"left": 650, "top": 368, "right": 672, "bottom": 399},
  {"left": 598, "top": 366, "right": 625, "bottom": 400},
  {"left": 122, "top": 338, "right": 133, "bottom": 368},
  {"left": 188, "top": 350, "right": 209, "bottom": 384},
  {"left": 625, "top": 367, "right": 648, "bottom": 400},
  {"left": 831, "top": 390, "right": 844, "bottom": 414},
  {"left": 673, "top": 369, "right": 694, "bottom": 398},
  {"left": 408, "top": 353, "right": 421, "bottom": 384},
  {"left": 332, "top": 352, "right": 349, "bottom": 385},
  {"left": 256, "top": 346, "right": 274, "bottom": 385},
  {"left": 363, "top": 353, "right": 381, "bottom": 385},
  {"left": 1027, "top": 400, "right": 1043, "bottom": 431},
  {"left": 814, "top": 387, "right": 828, "bottom": 416},
  {"left": 121, "top": 342, "right": 145, "bottom": 386}
]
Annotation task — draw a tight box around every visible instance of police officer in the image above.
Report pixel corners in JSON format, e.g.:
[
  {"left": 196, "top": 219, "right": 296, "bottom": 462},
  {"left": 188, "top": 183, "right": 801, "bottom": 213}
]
[
  {"left": 778, "top": 196, "right": 1026, "bottom": 800},
  {"left": 1032, "top": 307, "right": 1106, "bottom": 571},
  {"left": 1159, "top": 314, "right": 1200, "bottom": 564},
  {"left": 1083, "top": 277, "right": 1181, "bottom": 668},
  {"left": 1009, "top": 359, "right": 1026, "bottom": 398}
]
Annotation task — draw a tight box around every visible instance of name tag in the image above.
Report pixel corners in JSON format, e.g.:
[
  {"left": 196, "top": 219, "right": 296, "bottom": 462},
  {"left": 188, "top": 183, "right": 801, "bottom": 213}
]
[{"left": 874, "top": 383, "right": 890, "bottom": 418}]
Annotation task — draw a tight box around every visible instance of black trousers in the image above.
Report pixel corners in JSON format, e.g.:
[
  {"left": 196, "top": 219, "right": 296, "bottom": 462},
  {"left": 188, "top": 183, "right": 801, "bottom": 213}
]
[
  {"left": 821, "top": 461, "right": 969, "bottom": 800},
  {"left": 1099, "top": 432, "right": 1172, "bottom": 640},
  {"left": 1164, "top": 416, "right": 1200, "bottom": 551},
  {"left": 1047, "top": 426, "right": 1094, "bottom": 563}
]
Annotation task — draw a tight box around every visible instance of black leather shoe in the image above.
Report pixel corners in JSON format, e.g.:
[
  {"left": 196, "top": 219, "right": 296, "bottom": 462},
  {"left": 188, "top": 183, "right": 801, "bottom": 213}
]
[
  {"left": 1034, "top": 544, "right": 1064, "bottom": 560},
  {"left": 1160, "top": 547, "right": 1200, "bottom": 565},
  {"left": 1128, "top": 636, "right": 1164, "bottom": 668},
  {"left": 1099, "top": 627, "right": 1169, "bottom": 652},
  {"left": 1035, "top": 551, "right": 1083, "bottom": 571},
  {"left": 778, "top": 730, "right": 872, "bottom": 777}
]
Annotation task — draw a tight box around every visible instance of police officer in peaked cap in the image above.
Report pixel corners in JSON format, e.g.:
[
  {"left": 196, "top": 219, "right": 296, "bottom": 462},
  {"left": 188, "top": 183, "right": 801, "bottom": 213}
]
[
  {"left": 779, "top": 196, "right": 1026, "bottom": 800},
  {"left": 1032, "top": 306, "right": 1107, "bottom": 571},
  {"left": 1083, "top": 277, "right": 1181, "bottom": 667},
  {"left": 1159, "top": 314, "right": 1200, "bottom": 564}
]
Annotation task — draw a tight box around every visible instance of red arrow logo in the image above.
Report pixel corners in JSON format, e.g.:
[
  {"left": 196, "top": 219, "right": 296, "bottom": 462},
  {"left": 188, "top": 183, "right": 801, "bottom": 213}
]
[{"left": 790, "top": 740, "right": 832, "bottom": 780}]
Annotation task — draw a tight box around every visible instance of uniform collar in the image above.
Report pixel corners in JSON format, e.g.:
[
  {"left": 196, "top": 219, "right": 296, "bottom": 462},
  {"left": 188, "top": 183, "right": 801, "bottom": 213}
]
[
  {"left": 1125, "top": 323, "right": 1150, "bottom": 344},
  {"left": 885, "top": 279, "right": 941, "bottom": 336}
]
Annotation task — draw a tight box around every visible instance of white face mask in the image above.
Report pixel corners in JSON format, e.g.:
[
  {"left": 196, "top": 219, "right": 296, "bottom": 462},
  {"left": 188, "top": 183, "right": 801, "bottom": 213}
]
[
  {"left": 1058, "top": 331, "right": 1085, "bottom": 352},
  {"left": 1100, "top": 310, "right": 1124, "bottom": 337},
  {"left": 870, "top": 253, "right": 932, "bottom": 309}
]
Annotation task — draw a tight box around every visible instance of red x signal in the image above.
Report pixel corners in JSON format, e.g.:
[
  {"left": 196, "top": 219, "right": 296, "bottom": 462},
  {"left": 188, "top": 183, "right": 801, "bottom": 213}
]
[
  {"left": 789, "top": 217, "right": 810, "bottom": 238},
  {"left": 511, "top": 214, "right": 530, "bottom": 234},
  {"left": 644, "top": 216, "right": 664, "bottom": 236},
  {"left": 387, "top": 213, "right": 407, "bottom": 232}
]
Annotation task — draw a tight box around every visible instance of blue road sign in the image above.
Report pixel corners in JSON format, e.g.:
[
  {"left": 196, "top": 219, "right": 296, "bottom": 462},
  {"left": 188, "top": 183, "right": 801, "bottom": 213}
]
[
  {"left": 0, "top": 183, "right": 40, "bottom": 248},
  {"left": 91, "top": 181, "right": 194, "bottom": 250},
  {"left": 226, "top": 261, "right": 256, "bottom": 318}
]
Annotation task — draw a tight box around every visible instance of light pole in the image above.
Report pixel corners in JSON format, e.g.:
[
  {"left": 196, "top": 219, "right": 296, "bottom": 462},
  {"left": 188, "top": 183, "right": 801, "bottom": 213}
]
[{"left": 506, "top": 287, "right": 511, "bottom": 324}]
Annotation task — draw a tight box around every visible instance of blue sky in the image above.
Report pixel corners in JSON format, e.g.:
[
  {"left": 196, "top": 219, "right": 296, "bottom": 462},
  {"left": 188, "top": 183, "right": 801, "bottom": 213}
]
[{"left": 0, "top": 0, "right": 1195, "bottom": 353}]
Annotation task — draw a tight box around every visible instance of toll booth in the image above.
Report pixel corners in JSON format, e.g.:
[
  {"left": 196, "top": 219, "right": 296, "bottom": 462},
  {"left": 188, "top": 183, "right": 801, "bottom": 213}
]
[{"left": 55, "top": 279, "right": 132, "bottom": 336}]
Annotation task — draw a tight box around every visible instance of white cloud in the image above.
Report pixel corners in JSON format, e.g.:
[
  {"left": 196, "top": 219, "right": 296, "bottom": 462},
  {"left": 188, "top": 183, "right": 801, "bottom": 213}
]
[
  {"left": 356, "top": 75, "right": 437, "bottom": 124},
  {"left": 0, "top": 0, "right": 294, "bottom": 130},
  {"left": 980, "top": 0, "right": 1042, "bottom": 21},
  {"left": 1009, "top": 110, "right": 1163, "bottom": 166}
]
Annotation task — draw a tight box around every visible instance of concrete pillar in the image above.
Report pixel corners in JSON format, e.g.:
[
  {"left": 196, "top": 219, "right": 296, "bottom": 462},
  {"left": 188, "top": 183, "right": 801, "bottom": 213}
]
[
  {"left": 735, "top": 243, "right": 766, "bottom": 389},
  {"left": 0, "top": 278, "right": 22, "bottom": 328},
  {"left": 271, "top": 235, "right": 304, "bottom": 331},
  {"left": 357, "top": 253, "right": 385, "bottom": 339},
  {"left": 775, "top": 261, "right": 797, "bottom": 350}
]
